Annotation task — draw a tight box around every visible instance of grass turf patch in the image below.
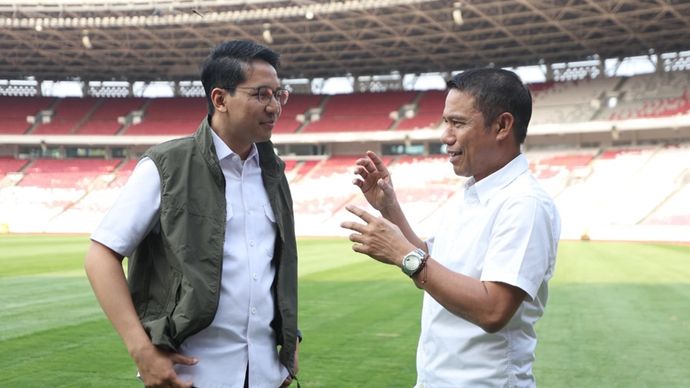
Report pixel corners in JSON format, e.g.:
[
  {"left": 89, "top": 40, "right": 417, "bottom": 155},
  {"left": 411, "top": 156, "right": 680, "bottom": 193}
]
[{"left": 1, "top": 235, "right": 689, "bottom": 387}]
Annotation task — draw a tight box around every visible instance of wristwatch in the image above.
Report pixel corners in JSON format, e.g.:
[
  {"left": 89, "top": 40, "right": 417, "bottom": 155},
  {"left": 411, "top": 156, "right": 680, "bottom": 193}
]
[{"left": 401, "top": 248, "right": 428, "bottom": 277}]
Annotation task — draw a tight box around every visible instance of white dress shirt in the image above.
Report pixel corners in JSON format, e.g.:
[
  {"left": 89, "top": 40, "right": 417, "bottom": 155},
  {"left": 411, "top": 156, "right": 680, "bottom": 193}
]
[
  {"left": 92, "top": 130, "right": 288, "bottom": 388},
  {"left": 415, "top": 154, "right": 561, "bottom": 388}
]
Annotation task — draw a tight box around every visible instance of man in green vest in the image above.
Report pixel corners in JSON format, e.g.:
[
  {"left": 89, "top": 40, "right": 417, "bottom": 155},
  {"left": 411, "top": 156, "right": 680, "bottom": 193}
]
[{"left": 85, "top": 40, "right": 300, "bottom": 388}]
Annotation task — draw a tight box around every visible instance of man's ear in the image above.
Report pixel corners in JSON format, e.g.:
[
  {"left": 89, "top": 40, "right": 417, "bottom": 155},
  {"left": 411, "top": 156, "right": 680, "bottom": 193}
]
[
  {"left": 494, "top": 112, "right": 514, "bottom": 142},
  {"left": 211, "top": 88, "right": 228, "bottom": 113}
]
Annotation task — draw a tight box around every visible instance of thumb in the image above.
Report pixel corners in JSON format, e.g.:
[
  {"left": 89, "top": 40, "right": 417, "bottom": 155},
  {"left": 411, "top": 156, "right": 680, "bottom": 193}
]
[{"left": 170, "top": 353, "right": 198, "bottom": 366}]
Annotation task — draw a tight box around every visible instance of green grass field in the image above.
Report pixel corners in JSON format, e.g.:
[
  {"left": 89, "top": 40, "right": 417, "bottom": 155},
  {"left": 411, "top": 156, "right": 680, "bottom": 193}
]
[{"left": 1, "top": 235, "right": 689, "bottom": 387}]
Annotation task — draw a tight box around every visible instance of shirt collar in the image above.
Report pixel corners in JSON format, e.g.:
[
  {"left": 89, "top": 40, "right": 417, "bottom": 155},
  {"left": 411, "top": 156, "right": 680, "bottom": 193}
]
[
  {"left": 464, "top": 153, "right": 528, "bottom": 205},
  {"left": 209, "top": 128, "right": 260, "bottom": 167}
]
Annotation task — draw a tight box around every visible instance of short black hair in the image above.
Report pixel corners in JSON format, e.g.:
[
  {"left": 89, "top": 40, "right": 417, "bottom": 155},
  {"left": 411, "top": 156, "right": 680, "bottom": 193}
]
[
  {"left": 447, "top": 68, "right": 532, "bottom": 144},
  {"left": 200, "top": 40, "right": 280, "bottom": 116}
]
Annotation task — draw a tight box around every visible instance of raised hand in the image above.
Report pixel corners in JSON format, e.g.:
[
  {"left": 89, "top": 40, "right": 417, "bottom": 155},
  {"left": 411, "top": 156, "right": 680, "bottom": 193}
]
[
  {"left": 352, "top": 151, "right": 397, "bottom": 212},
  {"left": 340, "top": 205, "right": 415, "bottom": 266}
]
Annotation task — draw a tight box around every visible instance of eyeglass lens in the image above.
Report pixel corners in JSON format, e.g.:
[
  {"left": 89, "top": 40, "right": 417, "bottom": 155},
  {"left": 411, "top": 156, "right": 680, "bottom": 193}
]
[{"left": 257, "top": 87, "right": 289, "bottom": 105}]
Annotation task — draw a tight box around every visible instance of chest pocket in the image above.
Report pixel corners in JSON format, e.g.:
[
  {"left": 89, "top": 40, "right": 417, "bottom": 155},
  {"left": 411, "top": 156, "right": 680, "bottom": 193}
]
[{"left": 225, "top": 202, "right": 234, "bottom": 222}]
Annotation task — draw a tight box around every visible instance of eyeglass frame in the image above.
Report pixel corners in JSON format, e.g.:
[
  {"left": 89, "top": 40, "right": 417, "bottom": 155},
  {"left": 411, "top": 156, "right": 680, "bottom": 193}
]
[{"left": 233, "top": 86, "right": 290, "bottom": 106}]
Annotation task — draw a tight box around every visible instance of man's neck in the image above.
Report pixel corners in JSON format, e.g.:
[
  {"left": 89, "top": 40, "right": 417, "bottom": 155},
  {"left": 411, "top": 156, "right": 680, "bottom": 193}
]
[{"left": 211, "top": 117, "right": 251, "bottom": 160}]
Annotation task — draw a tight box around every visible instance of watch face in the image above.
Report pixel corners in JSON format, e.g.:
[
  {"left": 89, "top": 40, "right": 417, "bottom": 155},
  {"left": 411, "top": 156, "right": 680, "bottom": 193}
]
[
  {"left": 402, "top": 249, "right": 426, "bottom": 276},
  {"left": 404, "top": 255, "right": 421, "bottom": 271}
]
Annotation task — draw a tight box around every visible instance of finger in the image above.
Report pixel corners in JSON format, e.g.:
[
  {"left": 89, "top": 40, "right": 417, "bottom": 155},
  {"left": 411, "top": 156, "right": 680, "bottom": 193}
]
[
  {"left": 340, "top": 221, "right": 367, "bottom": 234},
  {"left": 348, "top": 233, "right": 366, "bottom": 244},
  {"left": 351, "top": 242, "right": 367, "bottom": 254},
  {"left": 353, "top": 165, "right": 369, "bottom": 178},
  {"left": 345, "top": 205, "right": 376, "bottom": 223},
  {"left": 367, "top": 151, "right": 390, "bottom": 175},
  {"left": 356, "top": 157, "right": 377, "bottom": 174},
  {"left": 352, "top": 178, "right": 364, "bottom": 188},
  {"left": 170, "top": 353, "right": 198, "bottom": 366}
]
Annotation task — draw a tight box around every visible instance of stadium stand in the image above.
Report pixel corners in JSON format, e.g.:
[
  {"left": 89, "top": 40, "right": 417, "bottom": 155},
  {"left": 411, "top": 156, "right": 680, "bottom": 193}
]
[
  {"left": 301, "top": 91, "right": 416, "bottom": 132},
  {"left": 525, "top": 149, "right": 597, "bottom": 197},
  {"left": 530, "top": 77, "right": 622, "bottom": 124},
  {"left": 395, "top": 90, "right": 446, "bottom": 130},
  {"left": 0, "top": 157, "right": 28, "bottom": 176},
  {"left": 31, "top": 97, "right": 99, "bottom": 134},
  {"left": 76, "top": 97, "right": 146, "bottom": 135},
  {"left": 124, "top": 97, "right": 206, "bottom": 135},
  {"left": 0, "top": 96, "right": 54, "bottom": 134},
  {"left": 273, "top": 94, "right": 324, "bottom": 133},
  {"left": 598, "top": 72, "right": 690, "bottom": 120},
  {"left": 644, "top": 177, "right": 690, "bottom": 226},
  {"left": 1, "top": 71, "right": 690, "bottom": 240},
  {"left": 0, "top": 159, "right": 121, "bottom": 232},
  {"left": 18, "top": 159, "right": 120, "bottom": 188},
  {"left": 553, "top": 144, "right": 690, "bottom": 239}
]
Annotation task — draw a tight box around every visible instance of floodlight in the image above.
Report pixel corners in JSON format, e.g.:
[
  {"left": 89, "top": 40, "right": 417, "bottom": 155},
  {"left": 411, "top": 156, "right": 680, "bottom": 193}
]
[
  {"left": 262, "top": 23, "right": 273, "bottom": 44},
  {"left": 452, "top": 2, "right": 463, "bottom": 25},
  {"left": 82, "top": 29, "right": 92, "bottom": 49}
]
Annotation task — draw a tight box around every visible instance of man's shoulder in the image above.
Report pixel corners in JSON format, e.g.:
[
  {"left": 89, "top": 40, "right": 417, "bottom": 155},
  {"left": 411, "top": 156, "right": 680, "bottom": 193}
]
[
  {"left": 145, "top": 136, "right": 196, "bottom": 158},
  {"left": 497, "top": 171, "right": 557, "bottom": 212}
]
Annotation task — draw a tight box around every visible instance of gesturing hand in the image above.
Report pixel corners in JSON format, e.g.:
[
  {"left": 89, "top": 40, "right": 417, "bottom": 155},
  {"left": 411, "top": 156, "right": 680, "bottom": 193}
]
[
  {"left": 340, "top": 205, "right": 415, "bottom": 266},
  {"left": 353, "top": 151, "right": 397, "bottom": 212}
]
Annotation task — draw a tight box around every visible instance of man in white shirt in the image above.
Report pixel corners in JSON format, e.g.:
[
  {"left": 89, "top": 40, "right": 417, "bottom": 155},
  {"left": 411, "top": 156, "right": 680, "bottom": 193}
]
[
  {"left": 341, "top": 68, "right": 560, "bottom": 387},
  {"left": 85, "top": 40, "right": 300, "bottom": 388}
]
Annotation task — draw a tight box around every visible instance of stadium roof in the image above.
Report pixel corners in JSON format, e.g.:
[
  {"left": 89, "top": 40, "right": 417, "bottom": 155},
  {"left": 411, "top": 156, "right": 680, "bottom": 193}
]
[{"left": 1, "top": 0, "right": 689, "bottom": 82}]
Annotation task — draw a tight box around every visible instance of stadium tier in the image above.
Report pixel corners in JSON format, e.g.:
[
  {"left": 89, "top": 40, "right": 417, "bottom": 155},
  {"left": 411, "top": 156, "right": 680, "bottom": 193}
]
[
  {"left": 77, "top": 97, "right": 146, "bottom": 135},
  {"left": 1, "top": 71, "right": 690, "bottom": 240},
  {"left": 31, "top": 97, "right": 99, "bottom": 135},
  {"left": 124, "top": 97, "right": 207, "bottom": 135},
  {"left": 395, "top": 90, "right": 446, "bottom": 131},
  {"left": 0, "top": 72, "right": 688, "bottom": 136},
  {"left": 1, "top": 144, "right": 690, "bottom": 239},
  {"left": 19, "top": 159, "right": 122, "bottom": 189},
  {"left": 301, "top": 91, "right": 416, "bottom": 132},
  {"left": 0, "top": 96, "right": 54, "bottom": 134},
  {"left": 273, "top": 95, "right": 324, "bottom": 133}
]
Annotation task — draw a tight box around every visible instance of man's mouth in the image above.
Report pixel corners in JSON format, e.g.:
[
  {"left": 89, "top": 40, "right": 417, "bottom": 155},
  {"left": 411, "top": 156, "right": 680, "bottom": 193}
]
[{"left": 447, "top": 150, "right": 463, "bottom": 164}]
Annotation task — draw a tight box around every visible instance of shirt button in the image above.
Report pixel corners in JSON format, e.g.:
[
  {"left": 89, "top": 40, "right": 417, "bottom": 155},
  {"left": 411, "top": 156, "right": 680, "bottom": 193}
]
[
  {"left": 251, "top": 307, "right": 257, "bottom": 315},
  {"left": 252, "top": 273, "right": 258, "bottom": 280},
  {"left": 249, "top": 240, "right": 255, "bottom": 247}
]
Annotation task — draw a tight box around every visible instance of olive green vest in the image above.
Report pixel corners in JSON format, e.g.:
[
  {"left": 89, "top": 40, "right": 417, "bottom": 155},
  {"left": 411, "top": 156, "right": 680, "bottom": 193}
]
[{"left": 128, "top": 119, "right": 299, "bottom": 374}]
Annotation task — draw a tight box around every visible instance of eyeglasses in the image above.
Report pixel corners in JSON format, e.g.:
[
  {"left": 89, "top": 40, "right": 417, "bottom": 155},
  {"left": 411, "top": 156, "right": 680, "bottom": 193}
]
[{"left": 235, "top": 86, "right": 289, "bottom": 106}]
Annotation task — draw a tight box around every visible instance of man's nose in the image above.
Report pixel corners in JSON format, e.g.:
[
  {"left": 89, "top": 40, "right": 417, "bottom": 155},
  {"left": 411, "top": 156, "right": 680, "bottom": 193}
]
[
  {"left": 440, "top": 127, "right": 455, "bottom": 144},
  {"left": 265, "top": 97, "right": 281, "bottom": 113}
]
